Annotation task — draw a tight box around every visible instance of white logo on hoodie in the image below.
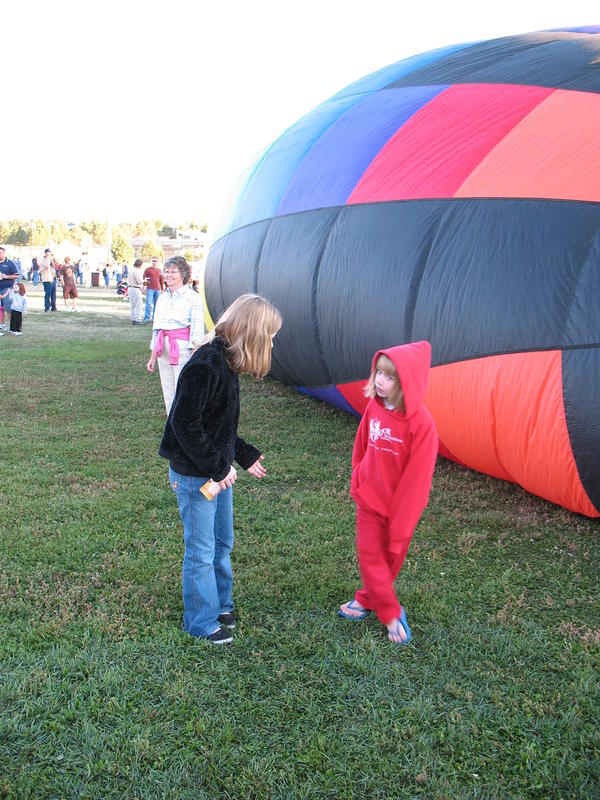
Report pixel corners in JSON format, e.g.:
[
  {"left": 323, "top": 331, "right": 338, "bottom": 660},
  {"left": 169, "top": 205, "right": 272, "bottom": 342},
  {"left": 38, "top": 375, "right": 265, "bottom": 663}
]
[{"left": 369, "top": 418, "right": 403, "bottom": 445}]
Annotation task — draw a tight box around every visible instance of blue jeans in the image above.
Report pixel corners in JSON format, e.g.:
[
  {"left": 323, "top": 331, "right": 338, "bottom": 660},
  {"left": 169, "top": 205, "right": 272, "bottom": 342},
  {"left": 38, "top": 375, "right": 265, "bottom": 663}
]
[
  {"left": 144, "top": 288, "right": 161, "bottom": 321},
  {"left": 169, "top": 467, "right": 234, "bottom": 638},
  {"left": 43, "top": 281, "right": 56, "bottom": 311}
]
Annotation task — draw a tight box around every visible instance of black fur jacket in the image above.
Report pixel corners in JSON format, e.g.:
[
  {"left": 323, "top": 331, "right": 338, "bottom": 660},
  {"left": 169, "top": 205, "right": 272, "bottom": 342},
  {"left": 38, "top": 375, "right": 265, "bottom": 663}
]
[{"left": 158, "top": 336, "right": 260, "bottom": 480}]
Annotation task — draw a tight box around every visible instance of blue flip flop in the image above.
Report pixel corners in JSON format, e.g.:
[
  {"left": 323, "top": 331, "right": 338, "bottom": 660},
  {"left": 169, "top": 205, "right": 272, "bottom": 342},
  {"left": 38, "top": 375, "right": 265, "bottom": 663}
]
[
  {"left": 388, "top": 607, "right": 412, "bottom": 646},
  {"left": 338, "top": 599, "right": 370, "bottom": 620}
]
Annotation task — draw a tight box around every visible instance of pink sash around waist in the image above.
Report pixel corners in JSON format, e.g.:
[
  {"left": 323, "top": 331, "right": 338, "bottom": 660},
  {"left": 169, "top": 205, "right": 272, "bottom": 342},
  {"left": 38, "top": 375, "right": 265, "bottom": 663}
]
[{"left": 154, "top": 327, "right": 190, "bottom": 365}]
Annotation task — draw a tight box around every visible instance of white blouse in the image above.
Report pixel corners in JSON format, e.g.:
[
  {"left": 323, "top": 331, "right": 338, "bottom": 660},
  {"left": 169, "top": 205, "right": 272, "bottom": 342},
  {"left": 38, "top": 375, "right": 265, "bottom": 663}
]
[{"left": 150, "top": 285, "right": 205, "bottom": 350}]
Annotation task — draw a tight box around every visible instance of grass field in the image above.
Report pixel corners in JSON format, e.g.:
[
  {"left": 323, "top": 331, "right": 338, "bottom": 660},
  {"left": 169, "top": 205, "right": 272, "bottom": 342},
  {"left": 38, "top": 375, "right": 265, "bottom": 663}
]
[{"left": 1, "top": 292, "right": 599, "bottom": 799}]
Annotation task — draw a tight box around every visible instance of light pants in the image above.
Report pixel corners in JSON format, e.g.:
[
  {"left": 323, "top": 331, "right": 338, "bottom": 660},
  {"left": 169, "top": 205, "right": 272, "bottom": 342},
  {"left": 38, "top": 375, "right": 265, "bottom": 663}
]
[
  {"left": 169, "top": 467, "right": 234, "bottom": 638},
  {"left": 157, "top": 345, "right": 193, "bottom": 414},
  {"left": 129, "top": 287, "right": 143, "bottom": 322}
]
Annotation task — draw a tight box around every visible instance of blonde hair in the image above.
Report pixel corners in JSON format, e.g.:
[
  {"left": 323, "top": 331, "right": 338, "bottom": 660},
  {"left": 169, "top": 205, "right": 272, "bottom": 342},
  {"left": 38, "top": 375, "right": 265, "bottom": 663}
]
[
  {"left": 211, "top": 294, "right": 282, "bottom": 378},
  {"left": 364, "top": 353, "right": 405, "bottom": 412}
]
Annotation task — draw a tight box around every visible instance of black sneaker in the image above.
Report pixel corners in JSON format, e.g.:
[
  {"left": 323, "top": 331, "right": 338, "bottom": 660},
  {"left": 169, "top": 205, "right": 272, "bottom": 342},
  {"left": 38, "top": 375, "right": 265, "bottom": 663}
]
[
  {"left": 218, "top": 612, "right": 236, "bottom": 629},
  {"left": 206, "top": 626, "right": 233, "bottom": 645}
]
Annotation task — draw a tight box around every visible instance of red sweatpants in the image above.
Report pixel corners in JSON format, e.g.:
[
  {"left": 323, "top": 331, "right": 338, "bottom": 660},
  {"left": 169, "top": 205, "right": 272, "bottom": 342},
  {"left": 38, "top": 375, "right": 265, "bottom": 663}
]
[{"left": 354, "top": 505, "right": 408, "bottom": 625}]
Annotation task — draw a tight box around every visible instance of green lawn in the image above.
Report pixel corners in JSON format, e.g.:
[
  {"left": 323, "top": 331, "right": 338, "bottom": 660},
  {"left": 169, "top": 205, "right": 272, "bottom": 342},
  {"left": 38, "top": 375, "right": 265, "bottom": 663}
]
[{"left": 1, "top": 298, "right": 599, "bottom": 799}]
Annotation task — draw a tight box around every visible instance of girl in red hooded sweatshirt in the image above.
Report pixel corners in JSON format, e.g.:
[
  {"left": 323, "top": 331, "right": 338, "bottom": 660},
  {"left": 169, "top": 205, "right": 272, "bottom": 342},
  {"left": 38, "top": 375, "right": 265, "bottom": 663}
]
[{"left": 339, "top": 341, "right": 438, "bottom": 645}]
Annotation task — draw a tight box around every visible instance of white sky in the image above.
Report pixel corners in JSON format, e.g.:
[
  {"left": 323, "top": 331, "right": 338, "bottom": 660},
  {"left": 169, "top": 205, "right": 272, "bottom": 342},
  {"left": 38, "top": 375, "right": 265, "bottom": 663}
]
[{"left": 2, "top": 0, "right": 598, "bottom": 231}]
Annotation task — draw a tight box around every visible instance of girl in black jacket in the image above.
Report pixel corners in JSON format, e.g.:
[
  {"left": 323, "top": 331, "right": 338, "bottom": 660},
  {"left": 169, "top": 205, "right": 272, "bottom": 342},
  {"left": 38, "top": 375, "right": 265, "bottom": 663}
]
[{"left": 160, "top": 294, "right": 282, "bottom": 644}]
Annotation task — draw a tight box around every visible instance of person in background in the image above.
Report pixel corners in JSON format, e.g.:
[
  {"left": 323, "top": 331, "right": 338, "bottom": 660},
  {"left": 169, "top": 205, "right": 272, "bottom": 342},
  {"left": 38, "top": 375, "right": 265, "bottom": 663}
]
[
  {"left": 146, "top": 256, "right": 204, "bottom": 413},
  {"left": 143, "top": 256, "right": 164, "bottom": 323},
  {"left": 102, "top": 263, "right": 111, "bottom": 289},
  {"left": 128, "top": 258, "right": 145, "bottom": 325},
  {"left": 60, "top": 257, "right": 79, "bottom": 312},
  {"left": 8, "top": 282, "right": 27, "bottom": 335},
  {"left": 31, "top": 257, "right": 40, "bottom": 286},
  {"left": 0, "top": 246, "right": 18, "bottom": 330},
  {"left": 39, "top": 248, "right": 57, "bottom": 312}
]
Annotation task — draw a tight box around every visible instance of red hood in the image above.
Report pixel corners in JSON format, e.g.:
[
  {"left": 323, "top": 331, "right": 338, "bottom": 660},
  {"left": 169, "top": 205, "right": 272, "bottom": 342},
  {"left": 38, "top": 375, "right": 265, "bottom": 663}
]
[{"left": 372, "top": 340, "right": 432, "bottom": 418}]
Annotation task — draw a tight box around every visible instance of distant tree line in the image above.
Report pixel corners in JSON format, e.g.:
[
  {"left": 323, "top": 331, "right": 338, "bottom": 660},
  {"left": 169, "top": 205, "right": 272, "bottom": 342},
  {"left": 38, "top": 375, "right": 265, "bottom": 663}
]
[{"left": 0, "top": 219, "right": 208, "bottom": 249}]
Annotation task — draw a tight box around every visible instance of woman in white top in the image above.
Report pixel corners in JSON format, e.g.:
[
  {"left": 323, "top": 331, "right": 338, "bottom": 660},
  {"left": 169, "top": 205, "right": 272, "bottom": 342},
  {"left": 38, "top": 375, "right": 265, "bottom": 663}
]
[
  {"left": 128, "top": 258, "right": 145, "bottom": 324},
  {"left": 146, "top": 256, "right": 205, "bottom": 413}
]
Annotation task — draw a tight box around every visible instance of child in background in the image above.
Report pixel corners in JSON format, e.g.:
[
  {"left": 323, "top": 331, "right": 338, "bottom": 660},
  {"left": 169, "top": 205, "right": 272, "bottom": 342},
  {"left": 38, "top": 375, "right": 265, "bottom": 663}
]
[
  {"left": 9, "top": 283, "right": 27, "bottom": 335},
  {"left": 60, "top": 257, "right": 79, "bottom": 312},
  {"left": 339, "top": 341, "right": 438, "bottom": 645}
]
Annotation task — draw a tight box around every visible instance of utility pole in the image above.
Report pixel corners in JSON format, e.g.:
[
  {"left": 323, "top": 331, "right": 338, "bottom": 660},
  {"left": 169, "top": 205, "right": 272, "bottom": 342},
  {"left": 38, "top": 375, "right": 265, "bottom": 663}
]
[{"left": 107, "top": 221, "right": 112, "bottom": 264}]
